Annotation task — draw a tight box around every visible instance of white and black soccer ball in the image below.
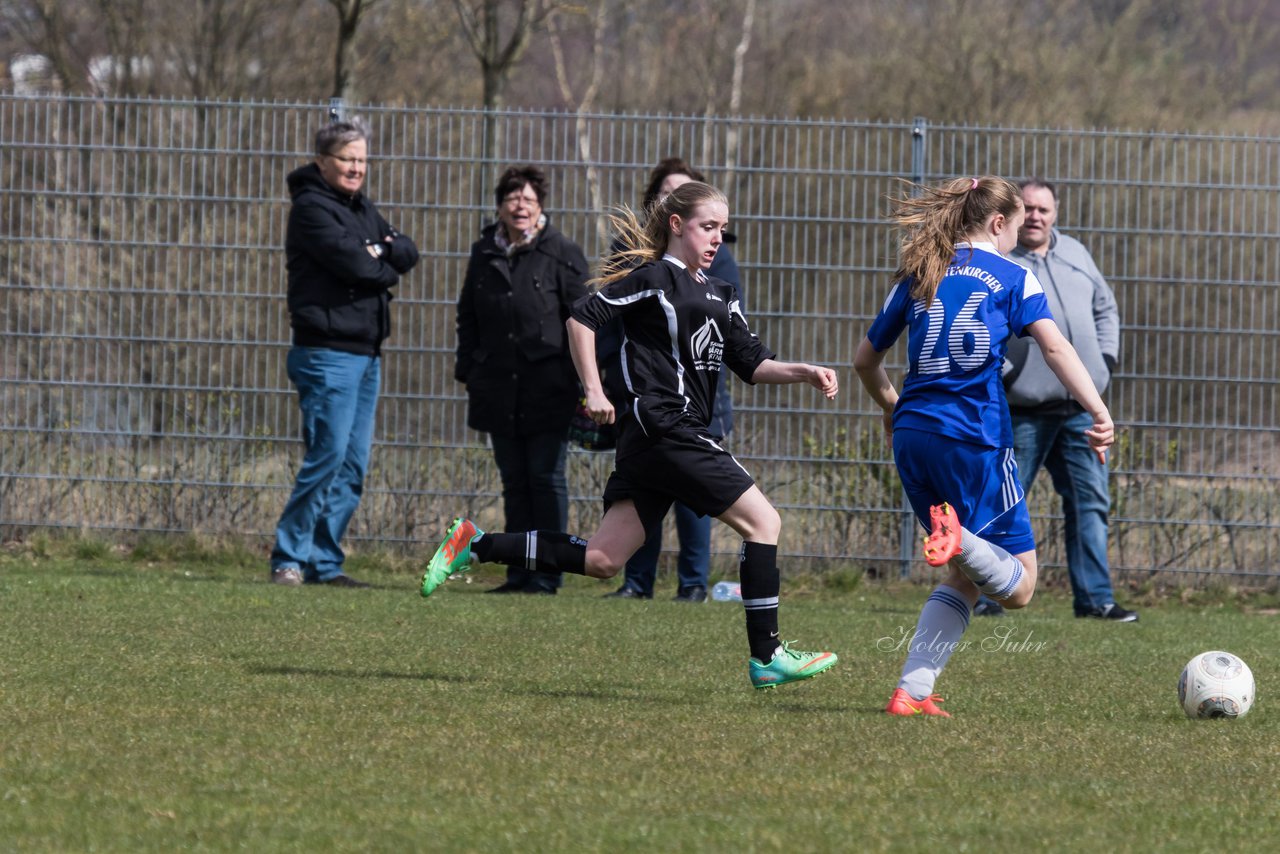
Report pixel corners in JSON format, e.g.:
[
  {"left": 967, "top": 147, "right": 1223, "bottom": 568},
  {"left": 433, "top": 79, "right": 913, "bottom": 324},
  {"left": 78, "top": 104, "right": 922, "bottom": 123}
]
[{"left": 1178, "top": 651, "right": 1255, "bottom": 720}]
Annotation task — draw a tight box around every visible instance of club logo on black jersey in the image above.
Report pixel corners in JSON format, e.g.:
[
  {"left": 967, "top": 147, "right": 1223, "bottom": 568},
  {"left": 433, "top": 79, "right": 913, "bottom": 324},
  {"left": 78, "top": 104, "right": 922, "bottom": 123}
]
[{"left": 691, "top": 317, "right": 725, "bottom": 371}]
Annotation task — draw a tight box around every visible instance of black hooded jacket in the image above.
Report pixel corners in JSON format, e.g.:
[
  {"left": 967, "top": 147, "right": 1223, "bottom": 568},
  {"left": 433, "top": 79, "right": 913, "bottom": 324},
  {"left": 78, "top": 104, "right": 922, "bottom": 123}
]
[
  {"left": 455, "top": 220, "right": 589, "bottom": 437},
  {"left": 284, "top": 162, "right": 420, "bottom": 356}
]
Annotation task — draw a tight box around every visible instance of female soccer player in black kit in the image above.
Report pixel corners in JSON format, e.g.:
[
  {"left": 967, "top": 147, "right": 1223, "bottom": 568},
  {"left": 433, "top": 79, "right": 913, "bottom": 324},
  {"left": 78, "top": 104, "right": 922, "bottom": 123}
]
[{"left": 422, "top": 181, "right": 840, "bottom": 690}]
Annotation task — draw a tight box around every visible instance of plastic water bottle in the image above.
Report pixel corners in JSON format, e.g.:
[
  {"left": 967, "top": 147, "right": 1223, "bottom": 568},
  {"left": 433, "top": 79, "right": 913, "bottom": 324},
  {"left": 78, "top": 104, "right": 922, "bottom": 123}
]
[{"left": 711, "top": 581, "right": 742, "bottom": 602}]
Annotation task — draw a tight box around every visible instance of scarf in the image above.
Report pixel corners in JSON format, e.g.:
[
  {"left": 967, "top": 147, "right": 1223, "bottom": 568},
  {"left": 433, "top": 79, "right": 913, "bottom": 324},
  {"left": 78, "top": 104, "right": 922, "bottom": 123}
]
[{"left": 494, "top": 213, "right": 547, "bottom": 257}]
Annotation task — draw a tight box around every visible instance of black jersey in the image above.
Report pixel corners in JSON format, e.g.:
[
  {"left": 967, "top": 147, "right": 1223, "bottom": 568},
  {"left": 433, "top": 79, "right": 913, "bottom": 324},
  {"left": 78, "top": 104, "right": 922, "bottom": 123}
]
[{"left": 572, "top": 259, "right": 774, "bottom": 459}]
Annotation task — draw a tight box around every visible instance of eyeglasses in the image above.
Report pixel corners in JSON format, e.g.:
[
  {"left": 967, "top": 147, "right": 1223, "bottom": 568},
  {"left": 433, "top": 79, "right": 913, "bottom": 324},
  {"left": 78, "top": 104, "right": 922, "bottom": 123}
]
[
  {"left": 326, "top": 154, "right": 368, "bottom": 167},
  {"left": 502, "top": 193, "right": 540, "bottom": 207}
]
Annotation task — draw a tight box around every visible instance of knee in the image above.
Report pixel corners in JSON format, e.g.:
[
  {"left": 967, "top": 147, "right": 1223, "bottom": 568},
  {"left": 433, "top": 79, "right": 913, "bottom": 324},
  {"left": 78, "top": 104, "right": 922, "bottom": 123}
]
[
  {"left": 763, "top": 510, "right": 782, "bottom": 542},
  {"left": 584, "top": 550, "right": 623, "bottom": 579},
  {"left": 1000, "top": 585, "right": 1035, "bottom": 610},
  {"left": 742, "top": 506, "right": 782, "bottom": 543}
]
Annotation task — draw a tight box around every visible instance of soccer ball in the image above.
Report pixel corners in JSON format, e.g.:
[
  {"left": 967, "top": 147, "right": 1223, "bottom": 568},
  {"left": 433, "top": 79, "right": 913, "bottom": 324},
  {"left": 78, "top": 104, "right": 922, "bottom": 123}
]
[{"left": 1178, "top": 651, "right": 1255, "bottom": 719}]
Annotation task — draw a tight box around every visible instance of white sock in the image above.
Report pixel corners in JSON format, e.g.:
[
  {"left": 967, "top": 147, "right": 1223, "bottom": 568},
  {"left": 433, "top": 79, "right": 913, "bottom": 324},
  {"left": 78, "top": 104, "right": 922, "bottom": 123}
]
[
  {"left": 958, "top": 530, "right": 1024, "bottom": 600},
  {"left": 898, "top": 585, "right": 972, "bottom": 700}
]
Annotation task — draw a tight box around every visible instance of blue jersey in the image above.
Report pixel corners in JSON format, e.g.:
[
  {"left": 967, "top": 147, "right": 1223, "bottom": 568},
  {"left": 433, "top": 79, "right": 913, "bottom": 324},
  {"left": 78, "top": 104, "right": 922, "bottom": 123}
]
[{"left": 867, "top": 242, "right": 1052, "bottom": 448}]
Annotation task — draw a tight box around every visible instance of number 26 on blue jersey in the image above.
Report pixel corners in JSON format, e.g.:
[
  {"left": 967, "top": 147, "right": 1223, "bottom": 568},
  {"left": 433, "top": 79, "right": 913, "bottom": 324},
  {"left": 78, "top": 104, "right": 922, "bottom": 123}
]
[{"left": 913, "top": 291, "right": 992, "bottom": 376}]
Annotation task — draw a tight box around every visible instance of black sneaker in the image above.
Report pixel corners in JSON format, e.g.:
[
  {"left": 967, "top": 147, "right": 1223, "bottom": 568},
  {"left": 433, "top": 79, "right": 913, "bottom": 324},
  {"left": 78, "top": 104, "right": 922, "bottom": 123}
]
[
  {"left": 318, "top": 574, "right": 371, "bottom": 588},
  {"left": 972, "top": 597, "right": 1006, "bottom": 617},
  {"left": 603, "top": 586, "right": 651, "bottom": 600},
  {"left": 1076, "top": 603, "right": 1138, "bottom": 622},
  {"left": 674, "top": 585, "right": 707, "bottom": 603},
  {"left": 522, "top": 586, "right": 557, "bottom": 596}
]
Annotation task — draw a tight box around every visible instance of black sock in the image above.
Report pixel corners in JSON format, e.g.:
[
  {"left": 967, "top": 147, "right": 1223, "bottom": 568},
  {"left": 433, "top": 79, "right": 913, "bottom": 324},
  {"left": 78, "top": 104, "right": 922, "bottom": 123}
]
[
  {"left": 740, "top": 541, "right": 781, "bottom": 662},
  {"left": 471, "top": 531, "right": 587, "bottom": 575}
]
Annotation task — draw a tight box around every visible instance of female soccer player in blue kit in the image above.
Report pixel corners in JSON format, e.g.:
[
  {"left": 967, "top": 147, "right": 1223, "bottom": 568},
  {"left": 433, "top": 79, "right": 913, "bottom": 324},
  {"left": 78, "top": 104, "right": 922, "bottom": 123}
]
[
  {"left": 423, "top": 181, "right": 841, "bottom": 690},
  {"left": 854, "top": 176, "right": 1114, "bottom": 716}
]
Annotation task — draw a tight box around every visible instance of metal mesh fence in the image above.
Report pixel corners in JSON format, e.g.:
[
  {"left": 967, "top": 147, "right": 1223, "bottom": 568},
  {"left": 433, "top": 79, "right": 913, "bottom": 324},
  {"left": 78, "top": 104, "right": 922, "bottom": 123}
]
[{"left": 1, "top": 95, "right": 1276, "bottom": 586}]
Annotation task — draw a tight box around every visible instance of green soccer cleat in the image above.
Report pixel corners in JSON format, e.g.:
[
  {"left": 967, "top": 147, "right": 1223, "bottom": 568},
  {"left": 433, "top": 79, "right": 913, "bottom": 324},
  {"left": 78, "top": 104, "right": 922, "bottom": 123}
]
[
  {"left": 748, "top": 641, "right": 838, "bottom": 689},
  {"left": 421, "top": 518, "right": 482, "bottom": 598}
]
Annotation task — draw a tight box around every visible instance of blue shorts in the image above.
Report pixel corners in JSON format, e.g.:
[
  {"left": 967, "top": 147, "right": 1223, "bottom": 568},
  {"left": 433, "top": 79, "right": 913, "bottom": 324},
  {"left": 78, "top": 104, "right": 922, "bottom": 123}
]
[{"left": 893, "top": 428, "right": 1036, "bottom": 555}]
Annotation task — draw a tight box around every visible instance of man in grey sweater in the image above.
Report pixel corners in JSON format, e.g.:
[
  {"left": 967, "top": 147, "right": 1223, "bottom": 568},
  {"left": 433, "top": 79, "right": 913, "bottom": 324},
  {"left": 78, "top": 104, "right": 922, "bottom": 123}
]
[{"left": 979, "top": 178, "right": 1137, "bottom": 622}]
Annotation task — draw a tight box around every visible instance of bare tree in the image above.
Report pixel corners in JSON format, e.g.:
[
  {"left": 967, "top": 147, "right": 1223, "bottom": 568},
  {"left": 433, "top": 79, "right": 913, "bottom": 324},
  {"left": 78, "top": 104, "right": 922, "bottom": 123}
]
[
  {"left": 453, "top": 0, "right": 548, "bottom": 110},
  {"left": 453, "top": 0, "right": 551, "bottom": 176},
  {"left": 349, "top": 0, "right": 468, "bottom": 106},
  {"left": 159, "top": 0, "right": 301, "bottom": 100},
  {"left": 89, "top": 0, "right": 151, "bottom": 95},
  {"left": 1, "top": 0, "right": 94, "bottom": 91},
  {"left": 546, "top": 0, "right": 608, "bottom": 248},
  {"left": 328, "top": 0, "right": 382, "bottom": 101},
  {"left": 721, "top": 0, "right": 756, "bottom": 193}
]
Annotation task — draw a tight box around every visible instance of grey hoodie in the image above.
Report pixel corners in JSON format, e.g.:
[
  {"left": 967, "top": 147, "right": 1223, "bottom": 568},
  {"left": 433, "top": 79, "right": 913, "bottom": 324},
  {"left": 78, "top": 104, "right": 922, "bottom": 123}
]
[{"left": 1004, "top": 229, "right": 1119, "bottom": 412}]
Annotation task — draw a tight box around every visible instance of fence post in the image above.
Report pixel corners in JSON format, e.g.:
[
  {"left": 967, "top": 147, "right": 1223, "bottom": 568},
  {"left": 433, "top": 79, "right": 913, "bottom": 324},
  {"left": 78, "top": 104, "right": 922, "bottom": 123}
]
[
  {"left": 328, "top": 97, "right": 346, "bottom": 122},
  {"left": 898, "top": 116, "right": 930, "bottom": 579}
]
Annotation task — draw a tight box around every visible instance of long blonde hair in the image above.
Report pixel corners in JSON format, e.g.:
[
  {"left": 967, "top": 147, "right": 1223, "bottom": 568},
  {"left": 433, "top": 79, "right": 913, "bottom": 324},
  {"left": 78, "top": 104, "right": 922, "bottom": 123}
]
[
  {"left": 889, "top": 176, "right": 1023, "bottom": 306},
  {"left": 592, "top": 181, "right": 728, "bottom": 288}
]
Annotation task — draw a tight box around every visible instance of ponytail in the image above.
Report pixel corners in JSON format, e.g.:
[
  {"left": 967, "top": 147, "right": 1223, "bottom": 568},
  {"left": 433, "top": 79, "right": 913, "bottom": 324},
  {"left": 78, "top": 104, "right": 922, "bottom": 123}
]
[
  {"left": 888, "top": 176, "right": 1022, "bottom": 305},
  {"left": 591, "top": 181, "right": 728, "bottom": 288}
]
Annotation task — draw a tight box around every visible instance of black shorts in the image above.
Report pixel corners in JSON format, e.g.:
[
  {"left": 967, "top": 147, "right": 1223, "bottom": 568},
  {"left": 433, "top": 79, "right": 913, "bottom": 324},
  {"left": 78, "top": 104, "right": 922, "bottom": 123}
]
[{"left": 601, "top": 428, "right": 756, "bottom": 534}]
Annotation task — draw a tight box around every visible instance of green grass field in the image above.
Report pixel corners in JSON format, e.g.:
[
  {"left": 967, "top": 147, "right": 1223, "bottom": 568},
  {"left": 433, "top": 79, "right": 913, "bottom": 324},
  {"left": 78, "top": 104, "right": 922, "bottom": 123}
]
[{"left": 2, "top": 545, "right": 1278, "bottom": 852}]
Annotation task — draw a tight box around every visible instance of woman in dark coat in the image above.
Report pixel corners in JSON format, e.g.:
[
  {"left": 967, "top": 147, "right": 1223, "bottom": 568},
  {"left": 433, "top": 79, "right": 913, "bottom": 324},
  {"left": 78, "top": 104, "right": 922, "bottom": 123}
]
[{"left": 455, "top": 165, "right": 589, "bottom": 594}]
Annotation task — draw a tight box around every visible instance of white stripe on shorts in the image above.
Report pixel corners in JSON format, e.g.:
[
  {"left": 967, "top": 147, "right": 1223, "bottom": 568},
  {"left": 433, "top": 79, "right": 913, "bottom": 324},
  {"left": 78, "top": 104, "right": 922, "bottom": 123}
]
[
  {"left": 696, "top": 434, "right": 750, "bottom": 476},
  {"left": 1000, "top": 447, "right": 1020, "bottom": 511}
]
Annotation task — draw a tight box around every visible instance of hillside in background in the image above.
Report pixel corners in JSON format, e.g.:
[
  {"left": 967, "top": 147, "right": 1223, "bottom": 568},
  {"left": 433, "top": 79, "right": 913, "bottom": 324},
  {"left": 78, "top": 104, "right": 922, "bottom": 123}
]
[{"left": 2, "top": 0, "right": 1279, "bottom": 135}]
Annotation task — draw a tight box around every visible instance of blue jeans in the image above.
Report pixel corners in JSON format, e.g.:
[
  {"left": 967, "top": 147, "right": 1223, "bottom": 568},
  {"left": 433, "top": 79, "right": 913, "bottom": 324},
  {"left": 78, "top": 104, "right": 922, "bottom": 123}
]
[
  {"left": 620, "top": 502, "right": 712, "bottom": 596},
  {"left": 490, "top": 431, "right": 569, "bottom": 592},
  {"left": 1012, "top": 410, "right": 1115, "bottom": 612},
  {"left": 271, "top": 347, "right": 380, "bottom": 582}
]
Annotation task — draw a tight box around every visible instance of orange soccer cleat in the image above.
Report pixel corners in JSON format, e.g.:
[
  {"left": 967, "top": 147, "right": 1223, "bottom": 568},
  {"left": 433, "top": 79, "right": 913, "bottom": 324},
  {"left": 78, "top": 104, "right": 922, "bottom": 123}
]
[
  {"left": 885, "top": 687, "right": 951, "bottom": 718},
  {"left": 922, "top": 502, "right": 963, "bottom": 567}
]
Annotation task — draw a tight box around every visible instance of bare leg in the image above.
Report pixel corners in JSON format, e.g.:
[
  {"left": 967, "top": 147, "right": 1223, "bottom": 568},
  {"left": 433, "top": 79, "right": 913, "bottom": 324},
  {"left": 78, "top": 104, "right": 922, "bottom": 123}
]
[
  {"left": 581, "top": 500, "right": 649, "bottom": 579},
  {"left": 715, "top": 485, "right": 781, "bottom": 544}
]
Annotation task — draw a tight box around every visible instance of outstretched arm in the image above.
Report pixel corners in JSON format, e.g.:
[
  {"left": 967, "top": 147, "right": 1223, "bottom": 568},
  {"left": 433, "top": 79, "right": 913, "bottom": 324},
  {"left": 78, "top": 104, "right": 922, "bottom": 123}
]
[
  {"left": 749, "top": 359, "right": 838, "bottom": 399},
  {"left": 1026, "top": 318, "right": 1114, "bottom": 462},
  {"left": 853, "top": 337, "right": 897, "bottom": 436},
  {"left": 567, "top": 317, "right": 615, "bottom": 425}
]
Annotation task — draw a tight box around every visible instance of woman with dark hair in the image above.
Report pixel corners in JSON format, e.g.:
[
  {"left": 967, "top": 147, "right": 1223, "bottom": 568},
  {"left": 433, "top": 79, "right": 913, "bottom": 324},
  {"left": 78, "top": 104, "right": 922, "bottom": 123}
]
[
  {"left": 854, "top": 175, "right": 1114, "bottom": 716},
  {"left": 454, "top": 165, "right": 590, "bottom": 595},
  {"left": 427, "top": 181, "right": 840, "bottom": 691}
]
